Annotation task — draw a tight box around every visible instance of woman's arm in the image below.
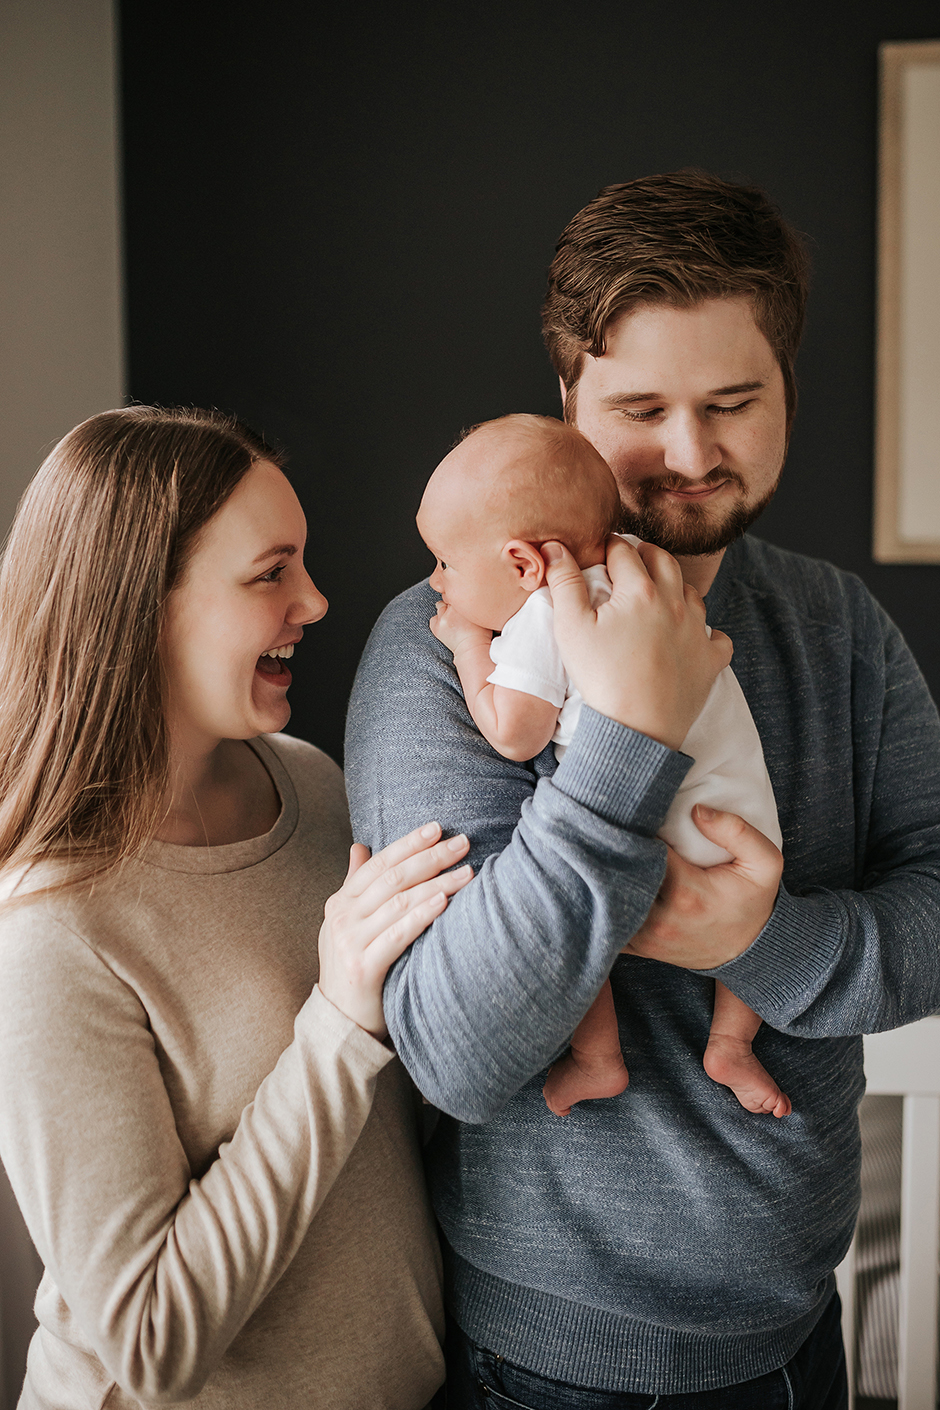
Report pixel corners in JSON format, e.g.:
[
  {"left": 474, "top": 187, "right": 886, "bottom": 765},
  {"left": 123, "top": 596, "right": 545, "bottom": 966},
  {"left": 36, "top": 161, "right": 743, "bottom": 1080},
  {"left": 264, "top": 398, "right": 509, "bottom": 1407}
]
[{"left": 0, "top": 826, "right": 468, "bottom": 1404}]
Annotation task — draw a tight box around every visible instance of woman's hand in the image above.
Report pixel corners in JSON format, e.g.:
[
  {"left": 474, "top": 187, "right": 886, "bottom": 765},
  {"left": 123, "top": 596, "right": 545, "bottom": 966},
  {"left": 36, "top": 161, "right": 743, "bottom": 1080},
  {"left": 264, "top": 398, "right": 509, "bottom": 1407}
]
[
  {"left": 317, "top": 822, "right": 472, "bottom": 1039},
  {"left": 544, "top": 536, "right": 733, "bottom": 751}
]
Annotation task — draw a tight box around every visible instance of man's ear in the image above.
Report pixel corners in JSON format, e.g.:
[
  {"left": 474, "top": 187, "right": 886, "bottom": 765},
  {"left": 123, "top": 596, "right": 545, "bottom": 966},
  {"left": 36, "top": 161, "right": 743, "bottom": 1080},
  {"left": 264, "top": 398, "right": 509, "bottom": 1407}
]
[{"left": 502, "top": 539, "right": 547, "bottom": 591}]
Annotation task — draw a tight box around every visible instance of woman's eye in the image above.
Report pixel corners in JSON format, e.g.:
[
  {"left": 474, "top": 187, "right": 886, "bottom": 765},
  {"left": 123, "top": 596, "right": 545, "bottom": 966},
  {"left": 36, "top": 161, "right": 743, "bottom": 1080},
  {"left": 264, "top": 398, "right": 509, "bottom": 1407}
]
[{"left": 259, "top": 564, "right": 286, "bottom": 584}]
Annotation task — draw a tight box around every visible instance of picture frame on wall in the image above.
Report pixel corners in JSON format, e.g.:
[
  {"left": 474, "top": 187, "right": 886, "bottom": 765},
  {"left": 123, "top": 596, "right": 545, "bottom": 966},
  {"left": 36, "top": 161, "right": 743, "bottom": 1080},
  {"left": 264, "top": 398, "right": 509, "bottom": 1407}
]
[{"left": 874, "top": 39, "right": 940, "bottom": 563}]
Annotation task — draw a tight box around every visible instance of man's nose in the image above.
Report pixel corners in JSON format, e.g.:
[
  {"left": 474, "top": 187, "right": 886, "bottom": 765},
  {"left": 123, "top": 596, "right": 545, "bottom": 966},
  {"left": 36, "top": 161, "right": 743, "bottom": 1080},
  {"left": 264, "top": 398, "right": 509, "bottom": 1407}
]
[{"left": 661, "top": 412, "right": 722, "bottom": 480}]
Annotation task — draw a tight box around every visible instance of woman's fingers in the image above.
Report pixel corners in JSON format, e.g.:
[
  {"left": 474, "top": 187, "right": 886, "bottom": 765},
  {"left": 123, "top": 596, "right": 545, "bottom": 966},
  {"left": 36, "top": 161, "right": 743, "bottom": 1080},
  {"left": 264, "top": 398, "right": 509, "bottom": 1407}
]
[
  {"left": 317, "top": 825, "right": 473, "bottom": 1039},
  {"left": 345, "top": 841, "right": 371, "bottom": 881},
  {"left": 341, "top": 822, "right": 463, "bottom": 901},
  {"left": 358, "top": 866, "right": 474, "bottom": 975},
  {"left": 355, "top": 863, "right": 473, "bottom": 949},
  {"left": 350, "top": 832, "right": 470, "bottom": 916},
  {"left": 323, "top": 823, "right": 471, "bottom": 962},
  {"left": 363, "top": 889, "right": 452, "bottom": 975},
  {"left": 376, "top": 887, "right": 450, "bottom": 957}
]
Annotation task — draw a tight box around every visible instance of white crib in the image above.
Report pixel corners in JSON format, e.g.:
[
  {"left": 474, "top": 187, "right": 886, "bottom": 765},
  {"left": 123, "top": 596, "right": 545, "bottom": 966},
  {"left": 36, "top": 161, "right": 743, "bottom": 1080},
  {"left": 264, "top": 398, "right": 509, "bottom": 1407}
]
[{"left": 837, "top": 1014, "right": 940, "bottom": 1409}]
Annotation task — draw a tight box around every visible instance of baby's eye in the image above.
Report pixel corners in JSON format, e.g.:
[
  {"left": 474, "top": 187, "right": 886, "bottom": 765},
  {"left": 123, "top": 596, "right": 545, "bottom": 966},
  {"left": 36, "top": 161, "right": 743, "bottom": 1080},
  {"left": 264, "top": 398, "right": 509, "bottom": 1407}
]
[{"left": 440, "top": 561, "right": 448, "bottom": 571}]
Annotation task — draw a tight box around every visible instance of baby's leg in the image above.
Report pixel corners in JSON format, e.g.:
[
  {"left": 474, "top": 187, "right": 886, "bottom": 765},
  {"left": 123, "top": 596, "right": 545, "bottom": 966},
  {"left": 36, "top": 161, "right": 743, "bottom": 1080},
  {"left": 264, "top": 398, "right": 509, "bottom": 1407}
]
[
  {"left": 703, "top": 981, "right": 791, "bottom": 1117},
  {"left": 543, "top": 980, "right": 629, "bottom": 1117}
]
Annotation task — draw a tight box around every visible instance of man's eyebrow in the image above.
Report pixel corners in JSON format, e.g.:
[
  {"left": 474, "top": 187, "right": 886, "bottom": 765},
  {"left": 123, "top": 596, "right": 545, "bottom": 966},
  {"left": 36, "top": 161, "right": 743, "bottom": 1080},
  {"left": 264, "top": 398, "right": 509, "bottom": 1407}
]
[
  {"left": 708, "top": 381, "right": 766, "bottom": 396},
  {"left": 599, "top": 380, "right": 766, "bottom": 406},
  {"left": 252, "top": 544, "right": 298, "bottom": 564}
]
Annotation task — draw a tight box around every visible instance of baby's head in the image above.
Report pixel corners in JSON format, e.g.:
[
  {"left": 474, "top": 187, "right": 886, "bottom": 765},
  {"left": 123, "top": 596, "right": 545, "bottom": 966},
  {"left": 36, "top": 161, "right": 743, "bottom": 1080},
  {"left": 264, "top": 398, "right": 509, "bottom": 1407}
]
[{"left": 417, "top": 414, "right": 619, "bottom": 631}]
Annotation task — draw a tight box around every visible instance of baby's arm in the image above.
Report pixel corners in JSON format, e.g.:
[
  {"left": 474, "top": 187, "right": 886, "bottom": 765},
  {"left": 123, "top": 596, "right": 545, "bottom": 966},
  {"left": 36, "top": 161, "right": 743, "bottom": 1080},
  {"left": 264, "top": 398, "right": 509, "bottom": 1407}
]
[{"left": 431, "top": 602, "right": 559, "bottom": 762}]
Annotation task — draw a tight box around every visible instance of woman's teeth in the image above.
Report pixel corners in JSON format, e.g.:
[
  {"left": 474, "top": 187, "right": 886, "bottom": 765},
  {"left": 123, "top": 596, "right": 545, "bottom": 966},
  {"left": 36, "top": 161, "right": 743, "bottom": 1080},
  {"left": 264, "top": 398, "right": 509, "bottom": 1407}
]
[{"left": 258, "top": 644, "right": 294, "bottom": 674}]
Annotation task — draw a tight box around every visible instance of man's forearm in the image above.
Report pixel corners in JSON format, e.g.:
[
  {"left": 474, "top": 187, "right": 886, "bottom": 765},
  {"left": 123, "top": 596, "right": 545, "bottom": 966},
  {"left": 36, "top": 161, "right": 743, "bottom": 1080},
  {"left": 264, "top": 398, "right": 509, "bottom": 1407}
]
[{"left": 707, "top": 871, "right": 940, "bottom": 1036}]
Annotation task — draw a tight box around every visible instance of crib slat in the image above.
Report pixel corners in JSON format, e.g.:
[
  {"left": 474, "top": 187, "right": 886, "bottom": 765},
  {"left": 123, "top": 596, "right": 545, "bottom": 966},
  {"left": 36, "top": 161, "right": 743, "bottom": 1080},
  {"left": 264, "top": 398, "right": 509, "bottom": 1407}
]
[
  {"left": 897, "top": 1093, "right": 940, "bottom": 1410},
  {"left": 860, "top": 1020, "right": 940, "bottom": 1408},
  {"left": 834, "top": 1239, "right": 857, "bottom": 1409}
]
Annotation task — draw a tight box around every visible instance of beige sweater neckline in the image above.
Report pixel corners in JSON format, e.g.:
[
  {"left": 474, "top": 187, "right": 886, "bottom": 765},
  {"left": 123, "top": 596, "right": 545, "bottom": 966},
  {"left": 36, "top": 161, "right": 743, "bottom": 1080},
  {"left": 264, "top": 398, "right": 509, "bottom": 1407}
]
[{"left": 142, "top": 735, "right": 299, "bottom": 875}]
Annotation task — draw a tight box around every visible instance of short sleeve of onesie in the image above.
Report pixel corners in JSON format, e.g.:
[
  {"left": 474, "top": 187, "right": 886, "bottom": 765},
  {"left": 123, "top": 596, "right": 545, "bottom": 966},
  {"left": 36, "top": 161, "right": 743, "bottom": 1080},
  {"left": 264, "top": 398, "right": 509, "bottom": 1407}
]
[{"left": 487, "top": 589, "right": 567, "bottom": 709}]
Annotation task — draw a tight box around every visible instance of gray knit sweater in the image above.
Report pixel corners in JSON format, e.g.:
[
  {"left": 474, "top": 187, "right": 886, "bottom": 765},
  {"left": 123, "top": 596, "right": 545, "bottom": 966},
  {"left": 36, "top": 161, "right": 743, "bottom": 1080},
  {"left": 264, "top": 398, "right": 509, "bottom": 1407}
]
[{"left": 344, "top": 535, "right": 940, "bottom": 1394}]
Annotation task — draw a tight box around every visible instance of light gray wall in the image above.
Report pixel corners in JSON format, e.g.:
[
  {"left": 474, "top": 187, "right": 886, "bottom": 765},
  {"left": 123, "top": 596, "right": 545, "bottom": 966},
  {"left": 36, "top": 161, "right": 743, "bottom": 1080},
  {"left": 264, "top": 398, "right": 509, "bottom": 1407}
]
[
  {"left": 0, "top": 4, "right": 123, "bottom": 1401},
  {"left": 0, "top": 0, "right": 124, "bottom": 537}
]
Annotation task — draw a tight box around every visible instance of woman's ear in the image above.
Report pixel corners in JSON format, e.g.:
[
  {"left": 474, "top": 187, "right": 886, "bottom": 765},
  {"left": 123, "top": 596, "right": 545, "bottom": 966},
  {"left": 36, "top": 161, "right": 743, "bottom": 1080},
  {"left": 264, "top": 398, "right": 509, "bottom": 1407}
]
[{"left": 502, "top": 539, "right": 546, "bottom": 591}]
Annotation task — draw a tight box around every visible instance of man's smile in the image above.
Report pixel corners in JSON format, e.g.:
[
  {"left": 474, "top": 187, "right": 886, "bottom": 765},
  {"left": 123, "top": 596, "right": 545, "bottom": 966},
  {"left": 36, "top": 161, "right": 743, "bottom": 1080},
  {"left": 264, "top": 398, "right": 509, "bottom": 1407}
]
[{"left": 659, "top": 481, "right": 730, "bottom": 501}]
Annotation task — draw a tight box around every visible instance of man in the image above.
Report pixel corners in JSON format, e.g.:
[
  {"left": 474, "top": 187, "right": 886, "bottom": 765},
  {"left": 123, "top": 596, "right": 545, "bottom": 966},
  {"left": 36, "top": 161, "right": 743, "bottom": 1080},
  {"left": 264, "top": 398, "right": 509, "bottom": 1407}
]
[{"left": 344, "top": 172, "right": 940, "bottom": 1408}]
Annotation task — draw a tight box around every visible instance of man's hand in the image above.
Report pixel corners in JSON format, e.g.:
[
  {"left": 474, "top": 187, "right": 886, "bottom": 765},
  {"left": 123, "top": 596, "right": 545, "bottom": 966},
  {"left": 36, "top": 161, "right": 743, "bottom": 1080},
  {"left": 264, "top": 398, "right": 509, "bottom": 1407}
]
[
  {"left": 430, "top": 601, "right": 492, "bottom": 657},
  {"left": 625, "top": 805, "right": 783, "bottom": 969},
  {"left": 544, "top": 537, "right": 732, "bottom": 750}
]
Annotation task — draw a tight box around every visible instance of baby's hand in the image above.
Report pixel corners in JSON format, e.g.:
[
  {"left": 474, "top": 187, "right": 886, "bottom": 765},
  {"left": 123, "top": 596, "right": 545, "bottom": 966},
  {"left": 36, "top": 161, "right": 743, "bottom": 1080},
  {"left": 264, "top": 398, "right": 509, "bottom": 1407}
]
[{"left": 430, "top": 601, "right": 492, "bottom": 656}]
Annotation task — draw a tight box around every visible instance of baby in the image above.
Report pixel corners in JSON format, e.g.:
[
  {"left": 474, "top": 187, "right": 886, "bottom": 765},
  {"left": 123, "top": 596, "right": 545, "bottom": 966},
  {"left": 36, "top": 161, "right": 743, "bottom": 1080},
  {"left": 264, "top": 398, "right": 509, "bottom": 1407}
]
[{"left": 416, "top": 412, "right": 790, "bottom": 1119}]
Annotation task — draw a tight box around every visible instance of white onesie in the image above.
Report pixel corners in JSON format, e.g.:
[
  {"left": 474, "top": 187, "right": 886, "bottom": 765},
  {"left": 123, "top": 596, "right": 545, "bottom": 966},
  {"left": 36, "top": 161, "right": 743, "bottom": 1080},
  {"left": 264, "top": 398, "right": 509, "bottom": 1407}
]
[{"left": 487, "top": 555, "right": 782, "bottom": 867}]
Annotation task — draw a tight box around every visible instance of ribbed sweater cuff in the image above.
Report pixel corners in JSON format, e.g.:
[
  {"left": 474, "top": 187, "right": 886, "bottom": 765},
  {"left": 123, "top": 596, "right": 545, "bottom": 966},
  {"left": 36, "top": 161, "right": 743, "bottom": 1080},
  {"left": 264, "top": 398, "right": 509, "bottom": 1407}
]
[
  {"left": 551, "top": 707, "right": 692, "bottom": 835},
  {"left": 700, "top": 887, "right": 846, "bottom": 1024}
]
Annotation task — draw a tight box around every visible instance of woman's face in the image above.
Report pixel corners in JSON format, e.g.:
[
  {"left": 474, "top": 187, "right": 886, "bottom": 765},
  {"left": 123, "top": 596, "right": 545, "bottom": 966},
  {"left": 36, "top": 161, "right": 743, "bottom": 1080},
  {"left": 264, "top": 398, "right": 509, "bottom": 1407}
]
[{"left": 162, "top": 459, "right": 327, "bottom": 756}]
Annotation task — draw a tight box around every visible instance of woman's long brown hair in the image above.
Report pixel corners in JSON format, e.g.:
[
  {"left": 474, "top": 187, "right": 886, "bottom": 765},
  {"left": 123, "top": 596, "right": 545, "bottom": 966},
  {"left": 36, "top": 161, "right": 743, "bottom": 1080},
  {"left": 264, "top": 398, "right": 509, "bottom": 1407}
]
[{"left": 0, "top": 405, "right": 282, "bottom": 898}]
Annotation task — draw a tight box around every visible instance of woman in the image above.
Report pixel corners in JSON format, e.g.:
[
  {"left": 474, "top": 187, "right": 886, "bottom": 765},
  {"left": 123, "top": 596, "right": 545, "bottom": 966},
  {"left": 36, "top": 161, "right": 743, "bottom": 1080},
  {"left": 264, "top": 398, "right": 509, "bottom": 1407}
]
[{"left": 0, "top": 406, "right": 471, "bottom": 1408}]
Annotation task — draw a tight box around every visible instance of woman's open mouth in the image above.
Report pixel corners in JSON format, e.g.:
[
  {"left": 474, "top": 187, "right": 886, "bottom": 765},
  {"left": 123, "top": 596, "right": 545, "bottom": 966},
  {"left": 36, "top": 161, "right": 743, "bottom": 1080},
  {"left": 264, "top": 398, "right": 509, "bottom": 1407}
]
[{"left": 256, "top": 643, "right": 294, "bottom": 683}]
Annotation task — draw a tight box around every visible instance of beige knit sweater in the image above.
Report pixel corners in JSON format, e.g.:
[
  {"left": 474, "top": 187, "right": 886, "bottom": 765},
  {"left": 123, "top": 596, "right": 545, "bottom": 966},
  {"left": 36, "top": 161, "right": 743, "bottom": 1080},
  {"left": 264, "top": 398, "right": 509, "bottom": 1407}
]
[{"left": 0, "top": 734, "right": 444, "bottom": 1409}]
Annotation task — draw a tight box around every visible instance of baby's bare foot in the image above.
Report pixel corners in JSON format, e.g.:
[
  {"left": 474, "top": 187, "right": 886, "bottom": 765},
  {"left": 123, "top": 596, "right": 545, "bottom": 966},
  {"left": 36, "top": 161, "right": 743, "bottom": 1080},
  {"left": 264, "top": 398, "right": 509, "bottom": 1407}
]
[
  {"left": 543, "top": 1050, "right": 629, "bottom": 1117},
  {"left": 703, "top": 1033, "right": 791, "bottom": 1118}
]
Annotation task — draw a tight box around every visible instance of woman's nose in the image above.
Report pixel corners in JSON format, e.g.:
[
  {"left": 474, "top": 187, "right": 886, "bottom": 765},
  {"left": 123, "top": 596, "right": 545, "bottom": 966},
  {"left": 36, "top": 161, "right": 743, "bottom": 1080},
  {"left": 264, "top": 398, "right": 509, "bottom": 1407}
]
[{"left": 294, "top": 572, "right": 328, "bottom": 625}]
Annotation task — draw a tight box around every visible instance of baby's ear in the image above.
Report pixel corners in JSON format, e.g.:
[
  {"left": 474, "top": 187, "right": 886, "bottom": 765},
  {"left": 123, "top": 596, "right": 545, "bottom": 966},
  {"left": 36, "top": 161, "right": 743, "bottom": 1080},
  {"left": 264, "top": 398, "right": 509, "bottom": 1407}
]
[{"left": 503, "top": 539, "right": 546, "bottom": 590}]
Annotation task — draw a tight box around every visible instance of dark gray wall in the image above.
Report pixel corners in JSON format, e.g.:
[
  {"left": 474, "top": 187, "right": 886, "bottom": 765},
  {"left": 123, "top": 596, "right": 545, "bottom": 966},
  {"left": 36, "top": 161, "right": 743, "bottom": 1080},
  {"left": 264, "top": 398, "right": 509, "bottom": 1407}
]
[{"left": 121, "top": 0, "right": 940, "bottom": 766}]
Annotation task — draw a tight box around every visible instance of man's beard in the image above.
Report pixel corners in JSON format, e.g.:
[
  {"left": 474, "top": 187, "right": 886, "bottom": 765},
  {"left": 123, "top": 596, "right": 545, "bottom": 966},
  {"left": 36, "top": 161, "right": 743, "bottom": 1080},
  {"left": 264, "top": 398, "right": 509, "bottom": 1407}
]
[{"left": 615, "top": 468, "right": 781, "bottom": 557}]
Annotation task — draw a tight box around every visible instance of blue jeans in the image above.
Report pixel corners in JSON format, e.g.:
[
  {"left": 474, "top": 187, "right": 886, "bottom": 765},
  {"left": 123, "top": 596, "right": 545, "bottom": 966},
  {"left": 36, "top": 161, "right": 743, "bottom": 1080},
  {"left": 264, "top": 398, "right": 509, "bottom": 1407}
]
[{"left": 443, "top": 1292, "right": 848, "bottom": 1409}]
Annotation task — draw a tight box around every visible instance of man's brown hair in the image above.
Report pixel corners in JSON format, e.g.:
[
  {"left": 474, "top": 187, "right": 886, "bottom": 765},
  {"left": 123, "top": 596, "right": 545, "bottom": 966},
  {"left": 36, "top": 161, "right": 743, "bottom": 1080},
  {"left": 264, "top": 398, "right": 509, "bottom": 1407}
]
[{"left": 542, "top": 171, "right": 811, "bottom": 428}]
